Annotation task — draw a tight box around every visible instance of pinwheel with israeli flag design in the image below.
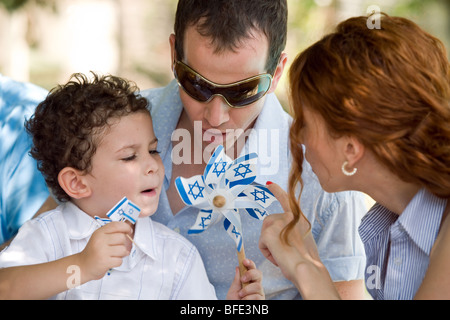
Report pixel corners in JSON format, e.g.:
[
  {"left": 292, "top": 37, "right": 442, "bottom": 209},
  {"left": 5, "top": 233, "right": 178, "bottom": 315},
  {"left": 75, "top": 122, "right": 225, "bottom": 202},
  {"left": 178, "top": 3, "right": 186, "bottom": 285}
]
[{"left": 175, "top": 145, "right": 277, "bottom": 283}]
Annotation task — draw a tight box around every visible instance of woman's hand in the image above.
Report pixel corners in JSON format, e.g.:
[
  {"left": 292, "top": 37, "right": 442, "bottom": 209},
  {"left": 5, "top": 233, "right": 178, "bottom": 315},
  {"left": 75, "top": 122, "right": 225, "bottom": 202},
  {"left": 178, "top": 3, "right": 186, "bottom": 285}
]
[{"left": 259, "top": 182, "right": 339, "bottom": 299}]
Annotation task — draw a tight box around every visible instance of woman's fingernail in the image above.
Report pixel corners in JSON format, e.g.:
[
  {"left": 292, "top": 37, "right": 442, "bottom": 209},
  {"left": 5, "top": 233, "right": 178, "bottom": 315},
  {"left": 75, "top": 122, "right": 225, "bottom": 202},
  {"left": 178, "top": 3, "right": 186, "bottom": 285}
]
[{"left": 266, "top": 181, "right": 273, "bottom": 185}]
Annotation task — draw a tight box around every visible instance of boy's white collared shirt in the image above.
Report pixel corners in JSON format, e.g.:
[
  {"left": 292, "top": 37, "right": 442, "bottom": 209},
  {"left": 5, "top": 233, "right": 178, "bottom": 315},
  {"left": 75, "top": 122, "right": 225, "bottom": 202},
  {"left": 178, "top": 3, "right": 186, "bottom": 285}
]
[{"left": 0, "top": 201, "right": 216, "bottom": 300}]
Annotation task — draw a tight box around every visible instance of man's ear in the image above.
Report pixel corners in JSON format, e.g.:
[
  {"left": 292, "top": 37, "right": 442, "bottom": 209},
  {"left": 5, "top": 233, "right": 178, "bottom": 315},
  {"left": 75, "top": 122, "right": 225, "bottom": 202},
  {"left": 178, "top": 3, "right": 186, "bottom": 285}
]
[
  {"left": 268, "top": 52, "right": 288, "bottom": 94},
  {"left": 169, "top": 33, "right": 177, "bottom": 70},
  {"left": 58, "top": 167, "right": 92, "bottom": 200},
  {"left": 343, "top": 136, "right": 365, "bottom": 168}
]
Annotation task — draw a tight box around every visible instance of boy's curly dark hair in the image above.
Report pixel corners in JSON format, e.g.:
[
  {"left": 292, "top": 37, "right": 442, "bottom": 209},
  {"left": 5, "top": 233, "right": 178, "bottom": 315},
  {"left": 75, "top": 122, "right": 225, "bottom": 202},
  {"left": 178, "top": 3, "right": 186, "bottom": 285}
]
[{"left": 25, "top": 72, "right": 149, "bottom": 202}]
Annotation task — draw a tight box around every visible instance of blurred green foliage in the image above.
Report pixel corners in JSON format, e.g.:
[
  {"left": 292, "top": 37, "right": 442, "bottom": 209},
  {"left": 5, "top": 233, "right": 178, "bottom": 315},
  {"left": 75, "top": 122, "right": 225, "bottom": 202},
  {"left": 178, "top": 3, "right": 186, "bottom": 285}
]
[
  {"left": 0, "top": 0, "right": 56, "bottom": 12},
  {"left": 0, "top": 0, "right": 28, "bottom": 12}
]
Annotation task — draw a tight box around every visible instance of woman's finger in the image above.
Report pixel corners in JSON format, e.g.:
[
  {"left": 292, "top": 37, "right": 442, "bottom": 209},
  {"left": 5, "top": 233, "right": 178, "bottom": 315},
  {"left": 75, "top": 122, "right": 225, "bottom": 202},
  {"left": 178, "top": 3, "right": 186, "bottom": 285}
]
[{"left": 266, "top": 182, "right": 290, "bottom": 212}]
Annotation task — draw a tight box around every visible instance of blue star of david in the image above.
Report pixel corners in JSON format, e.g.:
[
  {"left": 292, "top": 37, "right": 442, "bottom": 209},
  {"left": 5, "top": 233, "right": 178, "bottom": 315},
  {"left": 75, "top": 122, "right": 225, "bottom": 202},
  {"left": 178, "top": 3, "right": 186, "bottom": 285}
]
[
  {"left": 188, "top": 181, "right": 205, "bottom": 200},
  {"left": 231, "top": 226, "right": 241, "bottom": 238},
  {"left": 254, "top": 208, "right": 268, "bottom": 218},
  {"left": 212, "top": 159, "right": 227, "bottom": 177},
  {"left": 250, "top": 189, "right": 270, "bottom": 203},
  {"left": 233, "top": 163, "right": 252, "bottom": 179},
  {"left": 199, "top": 213, "right": 212, "bottom": 228}
]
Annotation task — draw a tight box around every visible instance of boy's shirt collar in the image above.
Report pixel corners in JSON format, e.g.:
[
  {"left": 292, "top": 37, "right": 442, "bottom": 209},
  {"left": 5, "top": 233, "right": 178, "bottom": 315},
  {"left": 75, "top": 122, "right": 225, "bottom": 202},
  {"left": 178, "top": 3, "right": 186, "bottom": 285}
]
[{"left": 63, "top": 202, "right": 98, "bottom": 240}]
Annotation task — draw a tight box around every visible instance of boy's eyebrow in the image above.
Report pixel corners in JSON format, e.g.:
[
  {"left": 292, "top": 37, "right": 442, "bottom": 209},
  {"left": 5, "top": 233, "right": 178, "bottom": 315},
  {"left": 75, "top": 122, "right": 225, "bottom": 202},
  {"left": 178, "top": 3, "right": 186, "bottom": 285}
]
[{"left": 116, "top": 138, "right": 158, "bottom": 153}]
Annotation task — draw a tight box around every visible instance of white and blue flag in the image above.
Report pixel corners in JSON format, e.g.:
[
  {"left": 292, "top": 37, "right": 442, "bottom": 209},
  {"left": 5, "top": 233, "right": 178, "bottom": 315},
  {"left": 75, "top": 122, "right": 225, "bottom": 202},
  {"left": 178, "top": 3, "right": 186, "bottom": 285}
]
[{"left": 95, "top": 196, "right": 141, "bottom": 226}]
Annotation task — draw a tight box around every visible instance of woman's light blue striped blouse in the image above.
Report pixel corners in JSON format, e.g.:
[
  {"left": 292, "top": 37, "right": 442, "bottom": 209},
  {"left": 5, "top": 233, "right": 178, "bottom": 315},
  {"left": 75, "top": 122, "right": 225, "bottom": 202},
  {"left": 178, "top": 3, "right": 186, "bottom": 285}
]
[{"left": 358, "top": 188, "right": 447, "bottom": 300}]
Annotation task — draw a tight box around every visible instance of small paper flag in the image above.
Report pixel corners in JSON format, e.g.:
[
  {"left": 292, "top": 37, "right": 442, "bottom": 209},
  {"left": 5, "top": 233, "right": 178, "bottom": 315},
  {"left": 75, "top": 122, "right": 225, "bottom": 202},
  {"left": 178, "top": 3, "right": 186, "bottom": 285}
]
[{"left": 95, "top": 196, "right": 141, "bottom": 226}]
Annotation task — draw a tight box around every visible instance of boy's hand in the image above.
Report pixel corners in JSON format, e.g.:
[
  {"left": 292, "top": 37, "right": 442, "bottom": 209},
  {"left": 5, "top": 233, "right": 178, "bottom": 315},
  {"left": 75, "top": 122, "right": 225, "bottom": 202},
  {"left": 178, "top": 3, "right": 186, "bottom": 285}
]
[
  {"left": 226, "top": 259, "right": 265, "bottom": 300},
  {"left": 77, "top": 221, "right": 133, "bottom": 281}
]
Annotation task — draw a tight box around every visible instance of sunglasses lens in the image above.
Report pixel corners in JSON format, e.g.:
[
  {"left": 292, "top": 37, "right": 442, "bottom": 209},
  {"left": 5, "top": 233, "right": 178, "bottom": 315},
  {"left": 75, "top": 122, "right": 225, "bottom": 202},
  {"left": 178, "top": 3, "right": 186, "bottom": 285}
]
[
  {"left": 175, "top": 63, "right": 212, "bottom": 102},
  {"left": 174, "top": 61, "right": 271, "bottom": 108},
  {"left": 222, "top": 76, "right": 271, "bottom": 107}
]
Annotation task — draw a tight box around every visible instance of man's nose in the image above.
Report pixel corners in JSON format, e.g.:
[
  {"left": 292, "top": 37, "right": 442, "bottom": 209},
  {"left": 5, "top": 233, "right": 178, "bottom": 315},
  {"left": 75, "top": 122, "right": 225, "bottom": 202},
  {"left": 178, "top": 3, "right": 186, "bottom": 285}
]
[{"left": 204, "top": 95, "right": 230, "bottom": 127}]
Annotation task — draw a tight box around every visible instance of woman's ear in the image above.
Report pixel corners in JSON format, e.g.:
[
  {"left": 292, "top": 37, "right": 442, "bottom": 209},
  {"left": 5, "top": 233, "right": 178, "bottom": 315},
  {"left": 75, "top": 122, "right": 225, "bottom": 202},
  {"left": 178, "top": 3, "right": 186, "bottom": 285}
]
[
  {"left": 343, "top": 136, "right": 365, "bottom": 168},
  {"left": 58, "top": 167, "right": 92, "bottom": 200},
  {"left": 268, "top": 52, "right": 288, "bottom": 94}
]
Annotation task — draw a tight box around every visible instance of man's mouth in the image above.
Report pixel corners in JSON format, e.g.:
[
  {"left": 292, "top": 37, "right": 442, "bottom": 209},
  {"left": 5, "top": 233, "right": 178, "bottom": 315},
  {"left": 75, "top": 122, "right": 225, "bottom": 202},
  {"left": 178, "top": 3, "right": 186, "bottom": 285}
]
[{"left": 203, "top": 129, "right": 227, "bottom": 143}]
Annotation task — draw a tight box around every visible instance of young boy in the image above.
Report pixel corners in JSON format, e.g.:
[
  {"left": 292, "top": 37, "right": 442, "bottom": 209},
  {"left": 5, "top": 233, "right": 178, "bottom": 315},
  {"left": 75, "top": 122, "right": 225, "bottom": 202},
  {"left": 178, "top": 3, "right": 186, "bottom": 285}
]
[{"left": 0, "top": 73, "right": 264, "bottom": 300}]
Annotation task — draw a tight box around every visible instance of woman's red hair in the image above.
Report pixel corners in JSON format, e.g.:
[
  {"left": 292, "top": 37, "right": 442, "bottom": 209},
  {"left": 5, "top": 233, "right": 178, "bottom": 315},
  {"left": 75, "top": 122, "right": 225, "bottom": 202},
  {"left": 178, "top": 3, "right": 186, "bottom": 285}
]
[{"left": 284, "top": 13, "right": 450, "bottom": 242}]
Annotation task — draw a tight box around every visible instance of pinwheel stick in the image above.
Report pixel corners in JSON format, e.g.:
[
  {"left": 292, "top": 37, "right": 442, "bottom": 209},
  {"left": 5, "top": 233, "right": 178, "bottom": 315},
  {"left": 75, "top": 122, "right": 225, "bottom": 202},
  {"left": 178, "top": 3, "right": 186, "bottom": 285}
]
[
  {"left": 175, "top": 146, "right": 277, "bottom": 290},
  {"left": 237, "top": 244, "right": 249, "bottom": 288},
  {"left": 214, "top": 195, "right": 249, "bottom": 287}
]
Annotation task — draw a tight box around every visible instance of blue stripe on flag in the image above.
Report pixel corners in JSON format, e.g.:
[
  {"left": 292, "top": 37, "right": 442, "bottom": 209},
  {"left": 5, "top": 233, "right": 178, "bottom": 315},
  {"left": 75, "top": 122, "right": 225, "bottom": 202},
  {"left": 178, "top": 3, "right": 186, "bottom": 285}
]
[
  {"left": 229, "top": 176, "right": 256, "bottom": 189},
  {"left": 128, "top": 201, "right": 140, "bottom": 212},
  {"left": 175, "top": 177, "right": 192, "bottom": 205},
  {"left": 224, "top": 218, "right": 243, "bottom": 252},
  {"left": 204, "top": 145, "right": 224, "bottom": 177},
  {"left": 107, "top": 196, "right": 128, "bottom": 218}
]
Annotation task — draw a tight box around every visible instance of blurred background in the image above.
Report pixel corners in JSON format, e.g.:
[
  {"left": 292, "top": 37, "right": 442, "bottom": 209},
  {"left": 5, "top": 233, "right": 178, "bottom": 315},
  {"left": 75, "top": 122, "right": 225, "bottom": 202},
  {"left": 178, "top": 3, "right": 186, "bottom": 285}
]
[{"left": 1, "top": 0, "right": 449, "bottom": 109}]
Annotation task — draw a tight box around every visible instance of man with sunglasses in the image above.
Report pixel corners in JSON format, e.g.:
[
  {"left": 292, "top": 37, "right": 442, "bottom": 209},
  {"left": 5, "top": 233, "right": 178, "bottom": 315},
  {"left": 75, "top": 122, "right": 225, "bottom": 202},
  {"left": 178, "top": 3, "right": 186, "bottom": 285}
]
[{"left": 142, "top": 0, "right": 368, "bottom": 299}]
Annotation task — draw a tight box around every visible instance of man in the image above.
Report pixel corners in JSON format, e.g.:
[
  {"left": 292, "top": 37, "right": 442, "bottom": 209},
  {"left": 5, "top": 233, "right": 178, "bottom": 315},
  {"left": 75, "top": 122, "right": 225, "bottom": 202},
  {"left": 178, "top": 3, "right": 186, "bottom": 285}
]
[{"left": 142, "top": 0, "right": 367, "bottom": 299}]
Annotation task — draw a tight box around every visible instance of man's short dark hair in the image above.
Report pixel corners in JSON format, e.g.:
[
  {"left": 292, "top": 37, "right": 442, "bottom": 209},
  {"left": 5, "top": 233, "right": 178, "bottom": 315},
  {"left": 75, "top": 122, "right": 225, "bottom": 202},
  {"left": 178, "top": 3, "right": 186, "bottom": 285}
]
[{"left": 174, "top": 0, "right": 287, "bottom": 75}]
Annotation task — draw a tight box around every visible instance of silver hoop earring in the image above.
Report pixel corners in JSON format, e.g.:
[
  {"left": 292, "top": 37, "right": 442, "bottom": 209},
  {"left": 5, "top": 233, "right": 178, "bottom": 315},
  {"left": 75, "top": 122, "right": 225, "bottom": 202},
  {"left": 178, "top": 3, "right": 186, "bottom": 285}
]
[{"left": 342, "top": 161, "right": 357, "bottom": 176}]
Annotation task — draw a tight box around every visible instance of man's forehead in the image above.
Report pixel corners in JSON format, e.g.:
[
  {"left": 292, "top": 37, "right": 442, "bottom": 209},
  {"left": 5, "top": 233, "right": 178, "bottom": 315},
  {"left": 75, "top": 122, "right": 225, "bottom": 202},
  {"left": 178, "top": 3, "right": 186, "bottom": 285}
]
[
  {"left": 183, "top": 20, "right": 269, "bottom": 54},
  {"left": 188, "top": 18, "right": 268, "bottom": 54},
  {"left": 183, "top": 24, "right": 269, "bottom": 64}
]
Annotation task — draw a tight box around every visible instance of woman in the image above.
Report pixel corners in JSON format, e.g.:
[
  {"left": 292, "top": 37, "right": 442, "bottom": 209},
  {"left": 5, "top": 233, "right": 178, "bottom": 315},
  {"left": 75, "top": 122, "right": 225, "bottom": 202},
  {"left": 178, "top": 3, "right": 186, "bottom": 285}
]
[{"left": 259, "top": 13, "right": 450, "bottom": 299}]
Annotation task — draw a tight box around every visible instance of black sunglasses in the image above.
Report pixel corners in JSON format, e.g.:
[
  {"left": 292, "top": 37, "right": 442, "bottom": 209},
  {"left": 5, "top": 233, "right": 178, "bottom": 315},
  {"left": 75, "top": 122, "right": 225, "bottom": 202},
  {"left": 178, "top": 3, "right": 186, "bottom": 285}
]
[{"left": 173, "top": 60, "right": 273, "bottom": 108}]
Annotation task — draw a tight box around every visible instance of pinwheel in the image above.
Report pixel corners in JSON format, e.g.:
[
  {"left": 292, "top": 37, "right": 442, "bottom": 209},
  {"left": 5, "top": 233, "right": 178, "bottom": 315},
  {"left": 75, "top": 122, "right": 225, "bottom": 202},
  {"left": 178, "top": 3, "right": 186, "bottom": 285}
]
[{"left": 175, "top": 145, "right": 277, "bottom": 281}]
